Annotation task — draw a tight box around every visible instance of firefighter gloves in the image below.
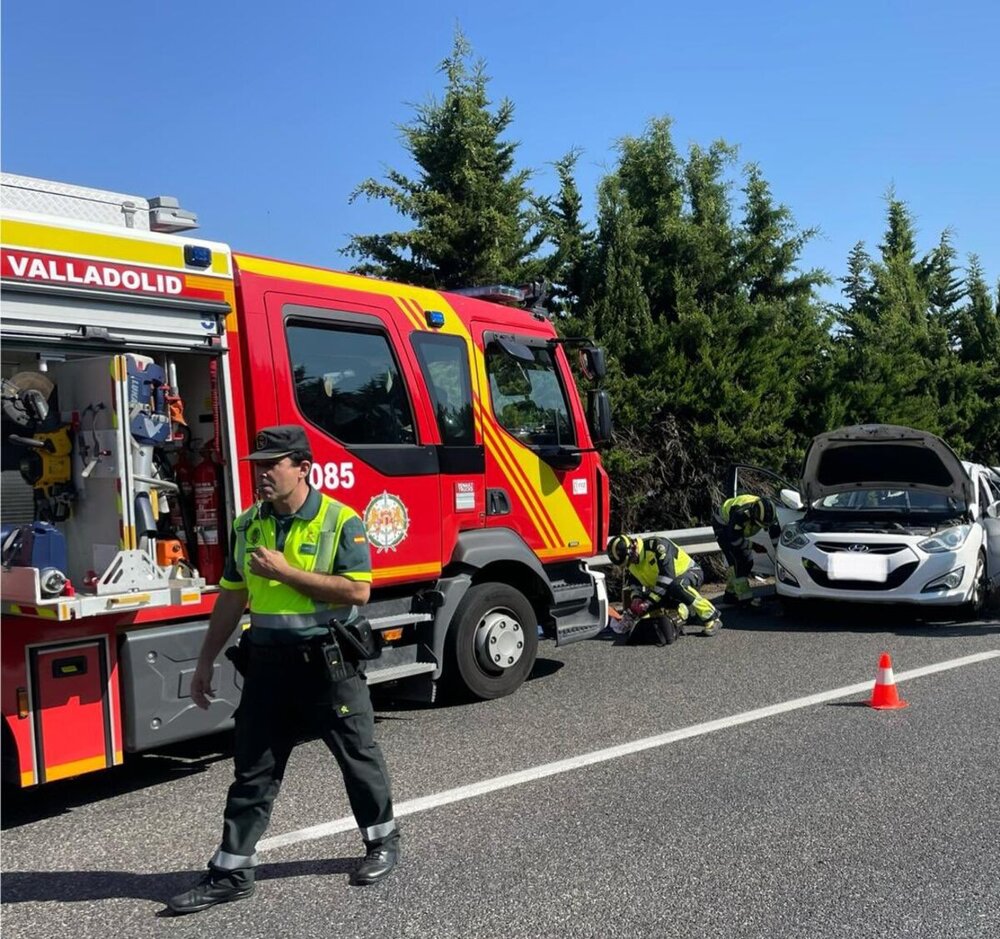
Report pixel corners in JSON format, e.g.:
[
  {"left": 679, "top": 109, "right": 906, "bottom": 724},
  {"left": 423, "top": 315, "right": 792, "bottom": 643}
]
[{"left": 629, "top": 597, "right": 652, "bottom": 616}]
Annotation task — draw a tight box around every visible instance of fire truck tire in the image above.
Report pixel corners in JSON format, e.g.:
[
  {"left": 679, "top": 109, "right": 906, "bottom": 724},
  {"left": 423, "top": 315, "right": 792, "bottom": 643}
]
[{"left": 444, "top": 583, "right": 539, "bottom": 700}]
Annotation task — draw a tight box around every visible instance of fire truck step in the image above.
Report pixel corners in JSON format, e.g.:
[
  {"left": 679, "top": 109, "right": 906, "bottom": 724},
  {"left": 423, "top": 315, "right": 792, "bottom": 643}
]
[
  {"left": 365, "top": 661, "right": 437, "bottom": 685},
  {"left": 370, "top": 613, "right": 434, "bottom": 631}
]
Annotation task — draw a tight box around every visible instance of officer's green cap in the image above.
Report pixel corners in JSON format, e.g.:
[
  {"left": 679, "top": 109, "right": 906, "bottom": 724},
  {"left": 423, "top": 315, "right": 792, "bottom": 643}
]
[{"left": 242, "top": 425, "right": 312, "bottom": 461}]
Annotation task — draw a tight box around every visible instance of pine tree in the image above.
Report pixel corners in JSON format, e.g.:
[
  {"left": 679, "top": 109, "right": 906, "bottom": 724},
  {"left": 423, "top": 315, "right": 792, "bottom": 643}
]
[
  {"left": 539, "top": 149, "right": 596, "bottom": 324},
  {"left": 836, "top": 241, "right": 876, "bottom": 339},
  {"left": 955, "top": 256, "right": 1000, "bottom": 362},
  {"left": 829, "top": 194, "right": 988, "bottom": 450},
  {"left": 345, "top": 30, "right": 543, "bottom": 288},
  {"left": 586, "top": 122, "right": 831, "bottom": 530},
  {"left": 739, "top": 164, "right": 825, "bottom": 303},
  {"left": 613, "top": 118, "right": 686, "bottom": 320},
  {"left": 924, "top": 230, "right": 965, "bottom": 327},
  {"left": 589, "top": 175, "right": 653, "bottom": 376},
  {"left": 952, "top": 258, "right": 1000, "bottom": 460}
]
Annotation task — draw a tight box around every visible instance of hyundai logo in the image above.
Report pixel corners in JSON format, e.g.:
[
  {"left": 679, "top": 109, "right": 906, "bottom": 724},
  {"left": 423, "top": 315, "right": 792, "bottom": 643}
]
[{"left": 848, "top": 544, "right": 870, "bottom": 553}]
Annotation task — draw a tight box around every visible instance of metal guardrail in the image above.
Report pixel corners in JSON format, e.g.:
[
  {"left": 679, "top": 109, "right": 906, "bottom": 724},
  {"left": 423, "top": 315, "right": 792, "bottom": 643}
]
[{"left": 587, "top": 526, "right": 719, "bottom": 567}]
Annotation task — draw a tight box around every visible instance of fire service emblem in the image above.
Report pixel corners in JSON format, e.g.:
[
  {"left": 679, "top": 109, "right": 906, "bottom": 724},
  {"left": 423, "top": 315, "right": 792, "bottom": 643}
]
[{"left": 363, "top": 491, "right": 410, "bottom": 553}]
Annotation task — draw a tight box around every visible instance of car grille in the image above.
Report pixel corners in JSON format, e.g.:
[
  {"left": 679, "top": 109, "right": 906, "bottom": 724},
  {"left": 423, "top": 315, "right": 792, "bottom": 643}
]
[
  {"left": 803, "top": 559, "right": 919, "bottom": 591},
  {"left": 815, "top": 542, "right": 908, "bottom": 555}
]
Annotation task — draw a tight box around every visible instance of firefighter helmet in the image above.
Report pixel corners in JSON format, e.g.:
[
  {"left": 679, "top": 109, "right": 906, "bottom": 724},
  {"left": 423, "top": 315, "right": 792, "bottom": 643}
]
[{"left": 607, "top": 534, "right": 639, "bottom": 566}]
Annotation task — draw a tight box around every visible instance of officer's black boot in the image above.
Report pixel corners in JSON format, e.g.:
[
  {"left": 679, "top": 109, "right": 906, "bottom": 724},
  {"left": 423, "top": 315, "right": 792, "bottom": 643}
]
[
  {"left": 166, "top": 867, "right": 255, "bottom": 914},
  {"left": 351, "top": 836, "right": 399, "bottom": 886}
]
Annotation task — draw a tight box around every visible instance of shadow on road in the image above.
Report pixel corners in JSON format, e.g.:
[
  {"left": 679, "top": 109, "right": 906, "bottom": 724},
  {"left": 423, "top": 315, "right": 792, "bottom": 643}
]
[
  {"left": 718, "top": 601, "right": 1000, "bottom": 638},
  {"left": 1, "top": 733, "right": 235, "bottom": 831},
  {"left": 0, "top": 856, "right": 356, "bottom": 906},
  {"left": 3, "top": 654, "right": 570, "bottom": 827},
  {"left": 372, "top": 656, "right": 565, "bottom": 713}
]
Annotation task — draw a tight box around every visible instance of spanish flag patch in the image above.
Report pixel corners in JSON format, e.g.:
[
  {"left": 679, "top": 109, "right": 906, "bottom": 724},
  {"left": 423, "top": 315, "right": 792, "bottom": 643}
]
[{"left": 353, "top": 535, "right": 367, "bottom": 543}]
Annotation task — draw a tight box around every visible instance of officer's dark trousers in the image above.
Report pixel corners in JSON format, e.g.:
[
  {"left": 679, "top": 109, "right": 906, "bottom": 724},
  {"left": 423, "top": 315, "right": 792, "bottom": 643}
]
[
  {"left": 711, "top": 514, "right": 753, "bottom": 577},
  {"left": 213, "top": 644, "right": 396, "bottom": 873}
]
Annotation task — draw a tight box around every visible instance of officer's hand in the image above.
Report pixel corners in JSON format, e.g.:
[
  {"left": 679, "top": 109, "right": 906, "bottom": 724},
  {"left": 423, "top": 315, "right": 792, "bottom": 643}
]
[
  {"left": 629, "top": 597, "right": 651, "bottom": 616},
  {"left": 249, "top": 546, "right": 291, "bottom": 580},
  {"left": 190, "top": 663, "right": 215, "bottom": 711}
]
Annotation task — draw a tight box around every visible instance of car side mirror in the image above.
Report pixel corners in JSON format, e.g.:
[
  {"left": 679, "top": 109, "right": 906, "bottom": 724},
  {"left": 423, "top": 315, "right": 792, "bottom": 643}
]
[
  {"left": 987, "top": 502, "right": 1000, "bottom": 520},
  {"left": 780, "top": 488, "right": 804, "bottom": 511}
]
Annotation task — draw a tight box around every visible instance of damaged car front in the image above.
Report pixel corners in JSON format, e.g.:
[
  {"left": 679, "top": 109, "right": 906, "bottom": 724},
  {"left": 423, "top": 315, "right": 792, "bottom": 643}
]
[{"left": 775, "top": 424, "right": 991, "bottom": 613}]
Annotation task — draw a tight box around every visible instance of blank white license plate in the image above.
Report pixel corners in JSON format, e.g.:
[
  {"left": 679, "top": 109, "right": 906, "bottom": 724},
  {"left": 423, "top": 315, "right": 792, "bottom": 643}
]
[{"left": 828, "top": 553, "right": 889, "bottom": 582}]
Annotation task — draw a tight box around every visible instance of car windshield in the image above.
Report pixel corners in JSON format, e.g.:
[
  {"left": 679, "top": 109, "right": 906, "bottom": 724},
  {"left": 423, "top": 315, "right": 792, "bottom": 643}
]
[{"left": 815, "top": 489, "right": 961, "bottom": 512}]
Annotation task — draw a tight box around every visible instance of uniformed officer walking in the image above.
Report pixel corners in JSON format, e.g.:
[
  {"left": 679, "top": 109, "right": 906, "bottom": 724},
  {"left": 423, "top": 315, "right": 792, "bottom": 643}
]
[{"left": 168, "top": 425, "right": 399, "bottom": 914}]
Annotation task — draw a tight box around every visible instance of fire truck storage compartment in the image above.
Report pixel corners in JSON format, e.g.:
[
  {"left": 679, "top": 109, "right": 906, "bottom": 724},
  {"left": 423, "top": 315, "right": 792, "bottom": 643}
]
[
  {"left": 29, "top": 637, "right": 116, "bottom": 783},
  {"left": 118, "top": 620, "right": 242, "bottom": 750},
  {"left": 1, "top": 319, "right": 232, "bottom": 611}
]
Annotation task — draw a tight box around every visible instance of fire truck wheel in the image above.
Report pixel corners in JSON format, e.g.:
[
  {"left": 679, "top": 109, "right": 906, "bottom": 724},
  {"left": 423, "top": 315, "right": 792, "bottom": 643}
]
[{"left": 445, "top": 583, "right": 539, "bottom": 700}]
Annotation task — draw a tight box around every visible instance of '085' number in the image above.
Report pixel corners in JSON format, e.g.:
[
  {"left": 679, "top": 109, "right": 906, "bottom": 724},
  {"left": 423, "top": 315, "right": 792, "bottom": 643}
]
[{"left": 309, "top": 461, "right": 356, "bottom": 491}]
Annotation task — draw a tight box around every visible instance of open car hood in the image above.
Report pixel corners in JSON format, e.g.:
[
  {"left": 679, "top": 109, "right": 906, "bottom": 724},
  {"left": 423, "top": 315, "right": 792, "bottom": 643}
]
[{"left": 801, "top": 424, "right": 972, "bottom": 506}]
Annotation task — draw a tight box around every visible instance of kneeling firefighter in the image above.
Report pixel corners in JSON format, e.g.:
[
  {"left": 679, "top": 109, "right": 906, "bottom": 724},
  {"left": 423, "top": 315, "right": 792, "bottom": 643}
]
[
  {"left": 607, "top": 534, "right": 722, "bottom": 643},
  {"left": 710, "top": 494, "right": 779, "bottom": 607}
]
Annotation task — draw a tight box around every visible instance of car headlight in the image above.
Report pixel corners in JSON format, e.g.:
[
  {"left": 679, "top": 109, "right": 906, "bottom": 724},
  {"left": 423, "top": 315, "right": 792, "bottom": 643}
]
[
  {"left": 917, "top": 525, "right": 972, "bottom": 553},
  {"left": 780, "top": 523, "right": 809, "bottom": 550}
]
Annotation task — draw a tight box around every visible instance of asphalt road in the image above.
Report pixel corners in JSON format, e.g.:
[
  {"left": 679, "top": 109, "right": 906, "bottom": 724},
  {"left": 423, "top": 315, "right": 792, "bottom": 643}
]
[{"left": 3, "top": 600, "right": 999, "bottom": 939}]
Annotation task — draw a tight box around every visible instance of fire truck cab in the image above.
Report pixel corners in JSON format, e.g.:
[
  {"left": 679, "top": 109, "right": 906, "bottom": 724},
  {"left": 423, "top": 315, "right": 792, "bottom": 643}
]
[{"left": 0, "top": 173, "right": 612, "bottom": 787}]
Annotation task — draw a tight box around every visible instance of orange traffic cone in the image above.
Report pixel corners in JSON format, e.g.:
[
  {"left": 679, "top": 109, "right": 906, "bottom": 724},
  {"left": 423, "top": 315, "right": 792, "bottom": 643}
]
[{"left": 869, "top": 652, "right": 908, "bottom": 709}]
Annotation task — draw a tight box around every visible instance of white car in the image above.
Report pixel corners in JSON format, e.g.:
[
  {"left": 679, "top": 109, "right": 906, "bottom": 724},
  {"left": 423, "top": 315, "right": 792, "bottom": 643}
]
[{"left": 768, "top": 425, "right": 1000, "bottom": 616}]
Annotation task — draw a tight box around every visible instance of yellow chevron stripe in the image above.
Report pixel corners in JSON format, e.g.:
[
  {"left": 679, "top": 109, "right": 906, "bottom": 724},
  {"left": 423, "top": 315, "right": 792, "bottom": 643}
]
[
  {"left": 394, "top": 296, "right": 425, "bottom": 332},
  {"left": 473, "top": 389, "right": 562, "bottom": 543},
  {"left": 401, "top": 296, "right": 426, "bottom": 330},
  {"left": 480, "top": 417, "right": 559, "bottom": 548},
  {"left": 485, "top": 405, "right": 591, "bottom": 550},
  {"left": 468, "top": 383, "right": 557, "bottom": 548},
  {"left": 500, "top": 429, "right": 591, "bottom": 552},
  {"left": 472, "top": 354, "right": 592, "bottom": 554},
  {"left": 2, "top": 219, "right": 230, "bottom": 275}
]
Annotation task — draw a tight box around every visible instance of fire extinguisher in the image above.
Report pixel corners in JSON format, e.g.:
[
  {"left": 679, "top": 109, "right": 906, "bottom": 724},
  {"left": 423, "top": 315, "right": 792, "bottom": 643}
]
[
  {"left": 170, "top": 447, "right": 198, "bottom": 562},
  {"left": 192, "top": 443, "right": 224, "bottom": 583}
]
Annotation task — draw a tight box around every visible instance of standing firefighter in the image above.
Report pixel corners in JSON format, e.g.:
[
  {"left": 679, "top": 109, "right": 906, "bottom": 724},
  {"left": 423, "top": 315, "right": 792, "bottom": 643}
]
[
  {"left": 711, "top": 494, "right": 779, "bottom": 607},
  {"left": 607, "top": 534, "right": 722, "bottom": 642},
  {"left": 168, "top": 425, "right": 399, "bottom": 915}
]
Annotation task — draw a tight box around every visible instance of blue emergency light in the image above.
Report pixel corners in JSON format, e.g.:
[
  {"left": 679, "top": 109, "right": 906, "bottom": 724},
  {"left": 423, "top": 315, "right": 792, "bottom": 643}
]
[
  {"left": 184, "top": 245, "right": 213, "bottom": 268},
  {"left": 425, "top": 310, "right": 446, "bottom": 328}
]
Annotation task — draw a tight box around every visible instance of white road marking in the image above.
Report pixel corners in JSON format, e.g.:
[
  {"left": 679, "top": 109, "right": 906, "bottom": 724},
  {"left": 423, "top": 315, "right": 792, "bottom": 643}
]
[{"left": 258, "top": 649, "right": 1000, "bottom": 852}]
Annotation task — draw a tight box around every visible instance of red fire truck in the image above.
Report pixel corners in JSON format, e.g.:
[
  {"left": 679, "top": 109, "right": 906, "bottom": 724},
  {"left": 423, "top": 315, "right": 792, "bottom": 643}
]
[{"left": 0, "top": 173, "right": 612, "bottom": 787}]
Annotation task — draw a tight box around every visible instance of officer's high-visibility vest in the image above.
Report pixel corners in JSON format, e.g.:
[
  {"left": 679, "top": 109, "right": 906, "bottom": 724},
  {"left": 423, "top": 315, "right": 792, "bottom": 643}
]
[
  {"left": 232, "top": 494, "right": 360, "bottom": 638},
  {"left": 720, "top": 494, "right": 765, "bottom": 536},
  {"left": 628, "top": 538, "right": 695, "bottom": 595}
]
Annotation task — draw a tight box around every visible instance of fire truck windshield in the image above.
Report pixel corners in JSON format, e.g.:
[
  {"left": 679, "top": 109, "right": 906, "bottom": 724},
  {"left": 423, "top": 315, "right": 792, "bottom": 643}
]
[{"left": 486, "top": 342, "right": 576, "bottom": 448}]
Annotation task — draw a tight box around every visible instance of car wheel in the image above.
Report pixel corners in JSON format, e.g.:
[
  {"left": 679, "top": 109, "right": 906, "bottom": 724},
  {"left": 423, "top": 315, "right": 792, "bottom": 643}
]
[
  {"left": 444, "top": 583, "right": 539, "bottom": 700},
  {"left": 960, "top": 552, "right": 988, "bottom": 619}
]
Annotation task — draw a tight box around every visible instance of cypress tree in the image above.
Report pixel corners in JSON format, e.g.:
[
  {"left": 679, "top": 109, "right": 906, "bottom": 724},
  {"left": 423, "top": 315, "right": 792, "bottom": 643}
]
[{"left": 345, "top": 30, "right": 543, "bottom": 288}]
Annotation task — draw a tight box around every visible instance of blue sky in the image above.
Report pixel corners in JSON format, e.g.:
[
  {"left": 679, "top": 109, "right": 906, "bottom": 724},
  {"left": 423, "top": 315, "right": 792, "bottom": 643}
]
[{"left": 3, "top": 1, "right": 997, "bottom": 305}]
